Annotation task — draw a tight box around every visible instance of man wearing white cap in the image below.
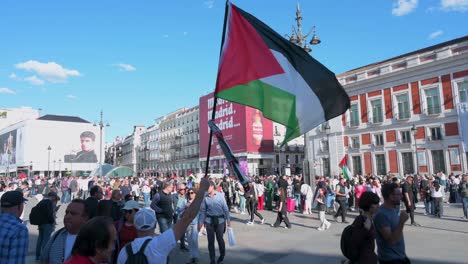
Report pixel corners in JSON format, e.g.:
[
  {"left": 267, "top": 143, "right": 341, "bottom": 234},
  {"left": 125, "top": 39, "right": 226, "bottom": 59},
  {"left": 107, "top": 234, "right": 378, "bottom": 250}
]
[{"left": 117, "top": 177, "right": 210, "bottom": 264}]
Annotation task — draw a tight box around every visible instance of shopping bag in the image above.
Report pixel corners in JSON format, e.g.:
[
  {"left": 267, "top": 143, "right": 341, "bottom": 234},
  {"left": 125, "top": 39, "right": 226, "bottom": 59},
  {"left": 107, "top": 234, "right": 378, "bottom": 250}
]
[{"left": 227, "top": 227, "right": 236, "bottom": 247}]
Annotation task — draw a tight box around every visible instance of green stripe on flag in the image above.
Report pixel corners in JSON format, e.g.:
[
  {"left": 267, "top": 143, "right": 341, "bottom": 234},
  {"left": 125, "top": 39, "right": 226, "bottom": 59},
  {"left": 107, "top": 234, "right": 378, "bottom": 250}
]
[{"left": 216, "top": 79, "right": 301, "bottom": 142}]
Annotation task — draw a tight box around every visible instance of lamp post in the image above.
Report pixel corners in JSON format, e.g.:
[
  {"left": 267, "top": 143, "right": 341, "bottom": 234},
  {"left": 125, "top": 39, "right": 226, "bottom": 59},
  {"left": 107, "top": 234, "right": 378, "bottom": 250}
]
[
  {"left": 94, "top": 110, "right": 110, "bottom": 177},
  {"left": 29, "top": 161, "right": 33, "bottom": 179},
  {"left": 324, "top": 123, "right": 331, "bottom": 177},
  {"left": 53, "top": 160, "right": 56, "bottom": 177},
  {"left": 47, "top": 145, "right": 51, "bottom": 177},
  {"left": 411, "top": 124, "right": 419, "bottom": 175},
  {"left": 58, "top": 159, "right": 62, "bottom": 178},
  {"left": 285, "top": 2, "right": 321, "bottom": 185}
]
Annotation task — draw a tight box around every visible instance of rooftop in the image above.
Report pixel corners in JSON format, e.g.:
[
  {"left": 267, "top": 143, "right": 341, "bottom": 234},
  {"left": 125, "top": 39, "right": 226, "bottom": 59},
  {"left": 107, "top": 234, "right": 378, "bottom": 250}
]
[{"left": 37, "top": 114, "right": 90, "bottom": 123}]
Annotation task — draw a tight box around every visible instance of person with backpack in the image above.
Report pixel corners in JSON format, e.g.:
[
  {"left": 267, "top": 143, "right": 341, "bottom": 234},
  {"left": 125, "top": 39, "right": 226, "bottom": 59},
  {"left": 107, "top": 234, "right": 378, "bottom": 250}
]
[
  {"left": 31, "top": 192, "right": 60, "bottom": 261},
  {"left": 117, "top": 177, "right": 210, "bottom": 264},
  {"left": 341, "top": 191, "right": 380, "bottom": 264}
]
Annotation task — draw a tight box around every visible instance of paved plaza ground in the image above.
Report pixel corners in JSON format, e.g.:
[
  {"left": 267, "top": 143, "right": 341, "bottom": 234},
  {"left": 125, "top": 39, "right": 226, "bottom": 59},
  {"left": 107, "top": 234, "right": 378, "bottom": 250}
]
[{"left": 24, "top": 198, "right": 467, "bottom": 264}]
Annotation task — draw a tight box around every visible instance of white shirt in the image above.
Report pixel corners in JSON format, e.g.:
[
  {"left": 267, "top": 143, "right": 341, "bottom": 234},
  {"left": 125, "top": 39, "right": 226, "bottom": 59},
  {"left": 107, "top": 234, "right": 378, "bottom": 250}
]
[
  {"left": 117, "top": 229, "right": 176, "bottom": 264},
  {"left": 77, "top": 179, "right": 89, "bottom": 191},
  {"left": 142, "top": 185, "right": 151, "bottom": 194},
  {"left": 64, "top": 234, "right": 77, "bottom": 260}
]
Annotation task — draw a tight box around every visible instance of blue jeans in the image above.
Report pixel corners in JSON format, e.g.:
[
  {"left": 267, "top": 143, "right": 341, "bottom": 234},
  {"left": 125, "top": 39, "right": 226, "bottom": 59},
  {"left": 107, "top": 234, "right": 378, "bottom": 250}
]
[
  {"left": 36, "top": 224, "right": 54, "bottom": 260},
  {"left": 239, "top": 196, "right": 246, "bottom": 213},
  {"left": 157, "top": 216, "right": 173, "bottom": 234},
  {"left": 143, "top": 193, "right": 150, "bottom": 208},
  {"left": 294, "top": 193, "right": 302, "bottom": 211},
  {"left": 61, "top": 189, "right": 70, "bottom": 203},
  {"left": 424, "top": 199, "right": 432, "bottom": 214},
  {"left": 187, "top": 224, "right": 199, "bottom": 258},
  {"left": 462, "top": 197, "right": 468, "bottom": 218}
]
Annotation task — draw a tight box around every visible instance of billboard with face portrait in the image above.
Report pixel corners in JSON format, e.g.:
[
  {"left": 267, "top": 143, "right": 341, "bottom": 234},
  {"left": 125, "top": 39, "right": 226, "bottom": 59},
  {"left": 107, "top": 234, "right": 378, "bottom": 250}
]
[
  {"left": 6, "top": 119, "right": 104, "bottom": 172},
  {"left": 0, "top": 129, "right": 17, "bottom": 166}
]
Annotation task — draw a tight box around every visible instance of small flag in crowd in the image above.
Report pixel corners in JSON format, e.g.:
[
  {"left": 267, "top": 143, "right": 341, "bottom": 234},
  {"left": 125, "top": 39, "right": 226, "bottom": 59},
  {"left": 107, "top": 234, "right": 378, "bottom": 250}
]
[
  {"left": 214, "top": 2, "right": 350, "bottom": 144},
  {"left": 338, "top": 155, "right": 352, "bottom": 182}
]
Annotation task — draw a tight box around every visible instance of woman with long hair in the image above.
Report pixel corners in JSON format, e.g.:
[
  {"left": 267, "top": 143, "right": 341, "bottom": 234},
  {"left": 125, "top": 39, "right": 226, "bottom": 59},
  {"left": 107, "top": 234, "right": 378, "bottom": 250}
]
[{"left": 271, "top": 188, "right": 291, "bottom": 229}]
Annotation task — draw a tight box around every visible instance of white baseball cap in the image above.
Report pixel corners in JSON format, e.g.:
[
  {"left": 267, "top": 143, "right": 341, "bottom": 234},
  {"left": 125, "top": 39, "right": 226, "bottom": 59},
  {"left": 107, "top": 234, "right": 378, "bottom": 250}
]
[{"left": 134, "top": 208, "right": 157, "bottom": 231}]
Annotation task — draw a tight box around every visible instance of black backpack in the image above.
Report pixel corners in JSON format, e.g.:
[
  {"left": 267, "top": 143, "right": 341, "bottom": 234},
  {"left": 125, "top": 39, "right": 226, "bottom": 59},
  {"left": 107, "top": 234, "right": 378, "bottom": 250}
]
[
  {"left": 340, "top": 224, "right": 360, "bottom": 262},
  {"left": 125, "top": 239, "right": 151, "bottom": 264},
  {"left": 29, "top": 200, "right": 48, "bottom": 225}
]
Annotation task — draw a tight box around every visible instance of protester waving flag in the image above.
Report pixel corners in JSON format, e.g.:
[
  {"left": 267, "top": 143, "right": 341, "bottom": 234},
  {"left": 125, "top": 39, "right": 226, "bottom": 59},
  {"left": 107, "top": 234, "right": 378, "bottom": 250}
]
[{"left": 214, "top": 1, "right": 350, "bottom": 144}]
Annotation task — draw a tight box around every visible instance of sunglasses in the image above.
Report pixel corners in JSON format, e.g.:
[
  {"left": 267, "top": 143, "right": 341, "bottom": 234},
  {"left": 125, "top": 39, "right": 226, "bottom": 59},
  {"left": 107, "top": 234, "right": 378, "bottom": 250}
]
[
  {"left": 179, "top": 188, "right": 186, "bottom": 191},
  {"left": 188, "top": 191, "right": 195, "bottom": 194}
]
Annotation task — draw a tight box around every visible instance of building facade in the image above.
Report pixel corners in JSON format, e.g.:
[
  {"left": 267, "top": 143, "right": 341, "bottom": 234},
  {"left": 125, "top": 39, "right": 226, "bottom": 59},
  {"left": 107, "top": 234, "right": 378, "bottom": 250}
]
[
  {"left": 120, "top": 125, "right": 145, "bottom": 172},
  {"left": 173, "top": 106, "right": 200, "bottom": 176},
  {"left": 158, "top": 109, "right": 186, "bottom": 176},
  {"left": 306, "top": 36, "right": 468, "bottom": 181},
  {"left": 273, "top": 123, "right": 305, "bottom": 175}
]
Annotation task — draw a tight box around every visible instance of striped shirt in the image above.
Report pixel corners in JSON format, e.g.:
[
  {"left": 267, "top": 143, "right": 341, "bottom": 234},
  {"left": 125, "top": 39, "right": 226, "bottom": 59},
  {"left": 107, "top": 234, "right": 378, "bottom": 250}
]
[
  {"left": 40, "top": 228, "right": 69, "bottom": 264},
  {"left": 0, "top": 212, "right": 28, "bottom": 264}
]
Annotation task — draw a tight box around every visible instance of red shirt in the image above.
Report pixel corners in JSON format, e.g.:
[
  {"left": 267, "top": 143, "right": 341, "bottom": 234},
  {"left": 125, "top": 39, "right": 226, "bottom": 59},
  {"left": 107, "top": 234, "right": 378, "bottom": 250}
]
[
  {"left": 64, "top": 254, "right": 93, "bottom": 264},
  {"left": 115, "top": 222, "right": 138, "bottom": 251}
]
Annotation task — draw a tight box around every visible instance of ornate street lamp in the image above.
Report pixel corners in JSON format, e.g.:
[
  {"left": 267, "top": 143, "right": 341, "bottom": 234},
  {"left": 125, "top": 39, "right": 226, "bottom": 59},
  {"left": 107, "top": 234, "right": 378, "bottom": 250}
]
[{"left": 286, "top": 3, "right": 321, "bottom": 53}]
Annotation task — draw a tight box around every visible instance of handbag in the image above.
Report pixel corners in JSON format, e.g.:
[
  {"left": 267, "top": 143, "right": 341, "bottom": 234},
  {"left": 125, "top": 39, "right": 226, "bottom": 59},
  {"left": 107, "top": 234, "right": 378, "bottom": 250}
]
[{"left": 227, "top": 227, "right": 236, "bottom": 247}]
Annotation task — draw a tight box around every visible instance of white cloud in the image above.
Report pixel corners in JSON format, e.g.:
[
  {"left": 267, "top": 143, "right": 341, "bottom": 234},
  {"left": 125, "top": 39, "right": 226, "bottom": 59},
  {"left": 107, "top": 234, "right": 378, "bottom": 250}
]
[
  {"left": 66, "top": 94, "right": 77, "bottom": 99},
  {"left": 204, "top": 0, "right": 215, "bottom": 9},
  {"left": 24, "top": 75, "right": 45, "bottom": 85},
  {"left": 392, "top": 0, "right": 419, "bottom": 16},
  {"left": 9, "top": 73, "right": 18, "bottom": 80},
  {"left": 15, "top": 60, "right": 80, "bottom": 83},
  {"left": 441, "top": 0, "right": 468, "bottom": 11},
  {"left": 428, "top": 30, "right": 444, "bottom": 39},
  {"left": 0, "top": 87, "right": 16, "bottom": 94},
  {"left": 114, "top": 63, "right": 136, "bottom": 72}
]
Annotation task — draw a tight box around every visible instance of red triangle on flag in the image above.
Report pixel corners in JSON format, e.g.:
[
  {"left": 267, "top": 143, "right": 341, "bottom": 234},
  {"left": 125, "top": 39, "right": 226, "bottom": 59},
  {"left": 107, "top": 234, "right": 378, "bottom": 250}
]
[
  {"left": 215, "top": 4, "right": 285, "bottom": 93},
  {"left": 338, "top": 155, "right": 348, "bottom": 167}
]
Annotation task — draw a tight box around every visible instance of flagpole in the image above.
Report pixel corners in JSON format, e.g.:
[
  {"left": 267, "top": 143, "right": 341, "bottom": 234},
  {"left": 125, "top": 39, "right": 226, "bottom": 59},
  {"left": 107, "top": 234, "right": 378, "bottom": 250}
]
[{"left": 204, "top": 0, "right": 230, "bottom": 179}]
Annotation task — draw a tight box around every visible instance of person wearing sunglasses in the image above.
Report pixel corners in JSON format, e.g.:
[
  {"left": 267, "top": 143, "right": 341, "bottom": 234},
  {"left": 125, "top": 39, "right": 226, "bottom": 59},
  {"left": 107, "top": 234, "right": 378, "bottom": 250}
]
[
  {"left": 113, "top": 200, "right": 139, "bottom": 259},
  {"left": 175, "top": 183, "right": 189, "bottom": 252},
  {"left": 184, "top": 188, "right": 199, "bottom": 263}
]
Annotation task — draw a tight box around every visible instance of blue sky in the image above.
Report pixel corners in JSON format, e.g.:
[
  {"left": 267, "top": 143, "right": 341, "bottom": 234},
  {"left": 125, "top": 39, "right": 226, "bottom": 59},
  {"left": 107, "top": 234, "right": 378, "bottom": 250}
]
[{"left": 1, "top": 0, "right": 467, "bottom": 141}]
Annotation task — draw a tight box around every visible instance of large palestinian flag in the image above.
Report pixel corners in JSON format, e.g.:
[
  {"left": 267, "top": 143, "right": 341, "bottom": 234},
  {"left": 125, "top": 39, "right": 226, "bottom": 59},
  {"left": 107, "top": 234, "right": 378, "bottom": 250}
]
[{"left": 215, "top": 2, "right": 350, "bottom": 143}]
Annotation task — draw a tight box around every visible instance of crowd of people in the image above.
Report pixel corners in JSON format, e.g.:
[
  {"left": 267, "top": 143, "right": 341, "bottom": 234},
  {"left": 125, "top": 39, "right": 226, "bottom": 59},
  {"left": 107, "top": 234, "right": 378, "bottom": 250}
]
[{"left": 0, "top": 170, "right": 467, "bottom": 264}]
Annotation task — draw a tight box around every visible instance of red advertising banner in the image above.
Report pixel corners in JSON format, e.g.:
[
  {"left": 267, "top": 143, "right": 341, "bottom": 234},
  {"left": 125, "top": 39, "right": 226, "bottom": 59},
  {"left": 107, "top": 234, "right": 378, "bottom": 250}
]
[{"left": 199, "top": 93, "right": 273, "bottom": 158}]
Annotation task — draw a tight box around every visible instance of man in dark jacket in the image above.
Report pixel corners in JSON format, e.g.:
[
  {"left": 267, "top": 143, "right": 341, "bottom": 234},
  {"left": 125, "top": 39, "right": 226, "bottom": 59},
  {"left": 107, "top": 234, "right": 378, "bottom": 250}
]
[
  {"left": 35, "top": 192, "right": 60, "bottom": 261},
  {"left": 402, "top": 175, "right": 420, "bottom": 226},
  {"left": 85, "top": 185, "right": 103, "bottom": 219},
  {"left": 151, "top": 181, "right": 174, "bottom": 233}
]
